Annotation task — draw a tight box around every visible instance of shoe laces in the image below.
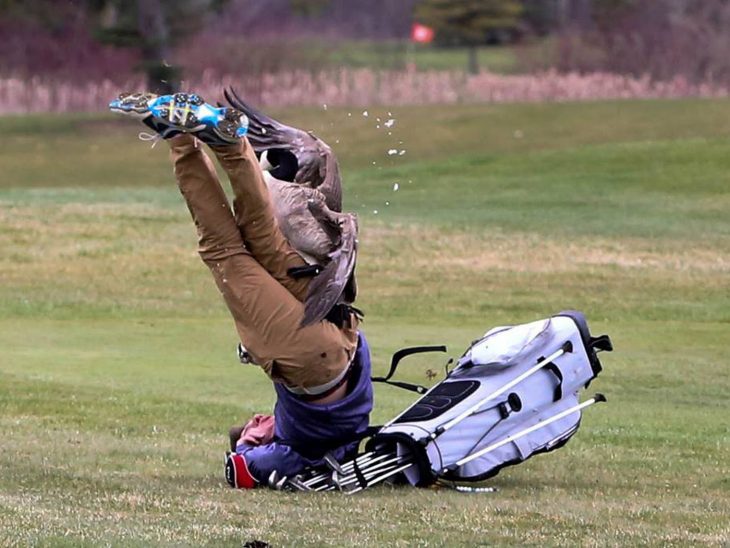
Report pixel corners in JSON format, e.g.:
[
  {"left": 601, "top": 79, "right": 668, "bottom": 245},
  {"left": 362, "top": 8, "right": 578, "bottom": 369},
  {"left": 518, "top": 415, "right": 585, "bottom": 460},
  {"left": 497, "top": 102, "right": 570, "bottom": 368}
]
[
  {"left": 138, "top": 131, "right": 163, "bottom": 148},
  {"left": 138, "top": 126, "right": 186, "bottom": 148}
]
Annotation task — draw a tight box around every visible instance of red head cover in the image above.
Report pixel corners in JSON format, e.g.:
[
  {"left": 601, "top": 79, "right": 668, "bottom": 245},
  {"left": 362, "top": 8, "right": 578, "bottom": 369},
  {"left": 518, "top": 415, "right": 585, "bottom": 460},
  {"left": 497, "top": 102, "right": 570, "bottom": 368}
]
[{"left": 225, "top": 453, "right": 258, "bottom": 489}]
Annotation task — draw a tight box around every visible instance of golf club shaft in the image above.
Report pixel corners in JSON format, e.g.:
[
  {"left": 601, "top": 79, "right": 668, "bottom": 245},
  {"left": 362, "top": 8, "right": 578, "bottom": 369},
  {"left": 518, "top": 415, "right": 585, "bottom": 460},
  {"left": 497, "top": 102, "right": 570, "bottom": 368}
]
[
  {"left": 303, "top": 452, "right": 386, "bottom": 488},
  {"left": 311, "top": 455, "right": 401, "bottom": 492},
  {"left": 335, "top": 455, "right": 408, "bottom": 489},
  {"left": 345, "top": 462, "right": 415, "bottom": 495}
]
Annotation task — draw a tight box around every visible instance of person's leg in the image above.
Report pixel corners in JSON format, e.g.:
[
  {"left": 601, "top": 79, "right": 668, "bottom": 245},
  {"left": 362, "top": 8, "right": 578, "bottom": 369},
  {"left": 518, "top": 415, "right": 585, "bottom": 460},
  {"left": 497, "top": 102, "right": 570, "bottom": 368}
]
[
  {"left": 170, "top": 134, "right": 245, "bottom": 262},
  {"left": 111, "top": 91, "right": 307, "bottom": 298},
  {"left": 210, "top": 138, "right": 310, "bottom": 302},
  {"left": 169, "top": 134, "right": 357, "bottom": 390}
]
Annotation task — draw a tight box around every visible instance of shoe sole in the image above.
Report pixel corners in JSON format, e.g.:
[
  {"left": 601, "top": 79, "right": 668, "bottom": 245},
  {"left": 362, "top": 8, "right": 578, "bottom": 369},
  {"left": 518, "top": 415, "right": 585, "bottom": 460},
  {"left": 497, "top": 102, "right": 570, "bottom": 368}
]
[
  {"left": 151, "top": 93, "right": 248, "bottom": 143},
  {"left": 110, "top": 92, "right": 248, "bottom": 143},
  {"left": 109, "top": 92, "right": 158, "bottom": 118}
]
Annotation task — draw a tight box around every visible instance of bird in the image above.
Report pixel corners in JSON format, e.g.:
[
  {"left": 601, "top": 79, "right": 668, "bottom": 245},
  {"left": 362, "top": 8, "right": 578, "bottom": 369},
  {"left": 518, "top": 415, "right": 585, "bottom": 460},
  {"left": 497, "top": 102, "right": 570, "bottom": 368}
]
[
  {"left": 224, "top": 87, "right": 343, "bottom": 212},
  {"left": 258, "top": 147, "right": 358, "bottom": 327},
  {"left": 223, "top": 89, "right": 358, "bottom": 326}
]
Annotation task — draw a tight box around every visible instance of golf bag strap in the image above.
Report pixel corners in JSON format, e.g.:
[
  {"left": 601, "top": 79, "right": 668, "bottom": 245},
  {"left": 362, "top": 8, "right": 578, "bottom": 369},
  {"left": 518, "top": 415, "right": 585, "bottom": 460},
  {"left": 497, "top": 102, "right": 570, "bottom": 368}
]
[
  {"left": 590, "top": 335, "right": 613, "bottom": 353},
  {"left": 376, "top": 379, "right": 428, "bottom": 394},
  {"left": 371, "top": 345, "right": 448, "bottom": 394},
  {"left": 542, "top": 361, "right": 563, "bottom": 402},
  {"left": 325, "top": 304, "right": 364, "bottom": 329},
  {"left": 287, "top": 264, "right": 323, "bottom": 278},
  {"left": 585, "top": 334, "right": 611, "bottom": 381}
]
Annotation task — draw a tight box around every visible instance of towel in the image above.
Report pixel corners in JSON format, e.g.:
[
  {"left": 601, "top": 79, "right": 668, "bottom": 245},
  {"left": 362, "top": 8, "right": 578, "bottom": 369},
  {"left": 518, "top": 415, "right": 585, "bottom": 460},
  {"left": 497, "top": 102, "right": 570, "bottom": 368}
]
[{"left": 237, "top": 414, "right": 276, "bottom": 447}]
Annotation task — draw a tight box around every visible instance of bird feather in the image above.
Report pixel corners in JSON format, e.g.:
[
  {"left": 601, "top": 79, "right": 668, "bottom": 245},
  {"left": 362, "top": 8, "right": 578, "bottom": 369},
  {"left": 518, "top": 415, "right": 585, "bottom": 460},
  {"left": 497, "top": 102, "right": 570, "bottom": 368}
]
[
  {"left": 301, "top": 213, "right": 358, "bottom": 326},
  {"left": 224, "top": 87, "right": 343, "bottom": 212}
]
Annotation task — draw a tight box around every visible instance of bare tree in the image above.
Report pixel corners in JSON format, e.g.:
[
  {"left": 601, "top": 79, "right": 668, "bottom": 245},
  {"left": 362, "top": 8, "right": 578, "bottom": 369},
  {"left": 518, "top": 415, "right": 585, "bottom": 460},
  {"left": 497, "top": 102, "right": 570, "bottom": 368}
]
[{"left": 554, "top": 0, "right": 730, "bottom": 84}]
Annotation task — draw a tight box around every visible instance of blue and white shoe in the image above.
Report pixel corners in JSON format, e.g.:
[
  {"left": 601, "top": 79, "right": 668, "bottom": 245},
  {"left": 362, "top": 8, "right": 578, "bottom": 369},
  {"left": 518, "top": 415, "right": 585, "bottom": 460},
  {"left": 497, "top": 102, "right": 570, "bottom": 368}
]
[{"left": 109, "top": 92, "right": 249, "bottom": 145}]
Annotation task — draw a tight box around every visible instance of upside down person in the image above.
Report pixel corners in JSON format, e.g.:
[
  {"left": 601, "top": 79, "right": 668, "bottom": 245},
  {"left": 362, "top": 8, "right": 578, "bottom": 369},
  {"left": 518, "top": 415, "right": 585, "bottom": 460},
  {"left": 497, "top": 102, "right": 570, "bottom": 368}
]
[{"left": 110, "top": 92, "right": 372, "bottom": 489}]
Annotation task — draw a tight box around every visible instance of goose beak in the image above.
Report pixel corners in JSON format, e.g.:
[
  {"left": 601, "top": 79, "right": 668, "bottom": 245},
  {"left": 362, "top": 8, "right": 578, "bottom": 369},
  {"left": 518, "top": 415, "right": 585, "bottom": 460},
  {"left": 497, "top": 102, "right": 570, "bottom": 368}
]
[{"left": 259, "top": 150, "right": 273, "bottom": 172}]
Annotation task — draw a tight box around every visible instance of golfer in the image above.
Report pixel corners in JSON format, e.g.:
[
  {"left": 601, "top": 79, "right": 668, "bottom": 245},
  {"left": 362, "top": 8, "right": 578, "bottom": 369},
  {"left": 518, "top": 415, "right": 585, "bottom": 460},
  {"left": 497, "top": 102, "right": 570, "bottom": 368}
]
[{"left": 110, "top": 92, "right": 373, "bottom": 488}]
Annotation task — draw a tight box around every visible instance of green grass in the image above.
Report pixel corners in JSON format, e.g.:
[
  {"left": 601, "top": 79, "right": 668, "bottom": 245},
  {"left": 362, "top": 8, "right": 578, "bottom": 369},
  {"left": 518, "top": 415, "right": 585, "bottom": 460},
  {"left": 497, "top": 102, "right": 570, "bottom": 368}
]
[{"left": 1, "top": 99, "right": 729, "bottom": 546}]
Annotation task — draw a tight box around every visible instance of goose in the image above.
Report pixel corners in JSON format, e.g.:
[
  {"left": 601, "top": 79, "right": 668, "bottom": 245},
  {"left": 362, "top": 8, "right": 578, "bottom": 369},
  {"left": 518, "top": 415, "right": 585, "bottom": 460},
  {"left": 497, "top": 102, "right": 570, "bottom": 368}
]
[
  {"left": 224, "top": 87, "right": 343, "bottom": 212},
  {"left": 259, "top": 148, "right": 358, "bottom": 327}
]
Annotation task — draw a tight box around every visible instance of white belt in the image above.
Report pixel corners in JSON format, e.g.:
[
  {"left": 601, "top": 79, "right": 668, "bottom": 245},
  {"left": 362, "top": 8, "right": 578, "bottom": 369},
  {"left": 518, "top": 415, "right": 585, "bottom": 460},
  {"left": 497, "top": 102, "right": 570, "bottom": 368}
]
[
  {"left": 284, "top": 352, "right": 355, "bottom": 396},
  {"left": 238, "top": 342, "right": 355, "bottom": 397}
]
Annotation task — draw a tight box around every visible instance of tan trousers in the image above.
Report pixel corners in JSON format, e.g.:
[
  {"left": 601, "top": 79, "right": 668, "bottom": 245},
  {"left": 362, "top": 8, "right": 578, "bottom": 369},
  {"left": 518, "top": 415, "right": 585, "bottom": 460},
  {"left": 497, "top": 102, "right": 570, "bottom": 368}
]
[{"left": 169, "top": 134, "right": 358, "bottom": 390}]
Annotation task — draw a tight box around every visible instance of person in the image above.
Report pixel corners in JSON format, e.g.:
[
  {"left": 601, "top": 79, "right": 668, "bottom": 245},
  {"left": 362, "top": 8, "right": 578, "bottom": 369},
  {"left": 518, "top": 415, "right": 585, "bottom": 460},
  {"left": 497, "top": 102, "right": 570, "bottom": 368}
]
[{"left": 109, "top": 92, "right": 373, "bottom": 489}]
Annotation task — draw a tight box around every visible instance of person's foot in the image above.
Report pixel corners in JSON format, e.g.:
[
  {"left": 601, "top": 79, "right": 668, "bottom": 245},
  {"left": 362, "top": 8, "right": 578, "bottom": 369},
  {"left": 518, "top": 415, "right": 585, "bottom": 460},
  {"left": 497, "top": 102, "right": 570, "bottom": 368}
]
[{"left": 109, "top": 91, "right": 249, "bottom": 145}]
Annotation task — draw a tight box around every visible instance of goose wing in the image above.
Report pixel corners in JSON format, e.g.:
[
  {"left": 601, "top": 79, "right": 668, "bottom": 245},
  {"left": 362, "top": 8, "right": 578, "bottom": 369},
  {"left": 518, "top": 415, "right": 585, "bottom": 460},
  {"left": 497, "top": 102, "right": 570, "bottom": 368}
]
[
  {"left": 224, "top": 87, "right": 342, "bottom": 212},
  {"left": 301, "top": 207, "right": 358, "bottom": 327}
]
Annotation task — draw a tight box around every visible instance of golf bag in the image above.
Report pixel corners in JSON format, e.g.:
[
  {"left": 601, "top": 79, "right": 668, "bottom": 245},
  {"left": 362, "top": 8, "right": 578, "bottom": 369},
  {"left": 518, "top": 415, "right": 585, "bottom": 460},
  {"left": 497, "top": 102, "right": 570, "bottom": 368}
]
[{"left": 287, "top": 310, "right": 611, "bottom": 493}]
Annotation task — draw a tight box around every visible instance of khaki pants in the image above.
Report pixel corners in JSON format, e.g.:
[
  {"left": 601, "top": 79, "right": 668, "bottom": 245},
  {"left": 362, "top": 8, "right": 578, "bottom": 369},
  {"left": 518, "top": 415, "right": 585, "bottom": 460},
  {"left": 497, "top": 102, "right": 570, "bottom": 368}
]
[{"left": 169, "top": 134, "right": 358, "bottom": 390}]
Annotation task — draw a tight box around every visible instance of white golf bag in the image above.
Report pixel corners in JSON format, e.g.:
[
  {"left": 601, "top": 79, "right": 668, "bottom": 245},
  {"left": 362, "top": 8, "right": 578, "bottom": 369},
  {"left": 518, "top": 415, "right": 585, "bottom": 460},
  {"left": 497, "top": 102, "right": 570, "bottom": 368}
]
[{"left": 287, "top": 310, "right": 612, "bottom": 493}]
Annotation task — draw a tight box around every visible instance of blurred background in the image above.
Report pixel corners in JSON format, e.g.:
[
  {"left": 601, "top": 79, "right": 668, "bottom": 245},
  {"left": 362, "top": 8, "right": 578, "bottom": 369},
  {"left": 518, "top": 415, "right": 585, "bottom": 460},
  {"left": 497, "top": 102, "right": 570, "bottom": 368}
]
[{"left": 3, "top": 0, "right": 730, "bottom": 112}]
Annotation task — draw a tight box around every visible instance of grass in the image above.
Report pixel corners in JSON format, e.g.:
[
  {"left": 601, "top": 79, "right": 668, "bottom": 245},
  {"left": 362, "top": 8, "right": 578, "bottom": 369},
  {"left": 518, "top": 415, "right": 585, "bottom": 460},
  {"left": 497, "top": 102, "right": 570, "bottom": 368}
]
[{"left": 1, "top": 99, "right": 729, "bottom": 546}]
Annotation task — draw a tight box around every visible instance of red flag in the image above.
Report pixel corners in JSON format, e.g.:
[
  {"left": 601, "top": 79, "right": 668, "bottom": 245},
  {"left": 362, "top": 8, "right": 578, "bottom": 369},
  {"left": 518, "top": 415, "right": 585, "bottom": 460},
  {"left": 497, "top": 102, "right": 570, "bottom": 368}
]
[{"left": 411, "top": 22, "right": 435, "bottom": 44}]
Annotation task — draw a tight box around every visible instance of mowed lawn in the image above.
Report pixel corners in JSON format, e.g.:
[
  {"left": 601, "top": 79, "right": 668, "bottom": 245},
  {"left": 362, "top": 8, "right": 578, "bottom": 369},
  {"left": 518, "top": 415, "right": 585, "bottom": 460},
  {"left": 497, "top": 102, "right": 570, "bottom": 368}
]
[{"left": 0, "top": 99, "right": 728, "bottom": 546}]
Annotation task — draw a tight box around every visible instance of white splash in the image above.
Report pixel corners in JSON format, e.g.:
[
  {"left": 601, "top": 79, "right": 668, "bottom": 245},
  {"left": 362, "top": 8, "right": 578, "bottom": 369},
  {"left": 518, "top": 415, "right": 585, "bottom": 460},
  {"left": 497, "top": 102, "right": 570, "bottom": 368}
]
[{"left": 384, "top": 119, "right": 396, "bottom": 128}]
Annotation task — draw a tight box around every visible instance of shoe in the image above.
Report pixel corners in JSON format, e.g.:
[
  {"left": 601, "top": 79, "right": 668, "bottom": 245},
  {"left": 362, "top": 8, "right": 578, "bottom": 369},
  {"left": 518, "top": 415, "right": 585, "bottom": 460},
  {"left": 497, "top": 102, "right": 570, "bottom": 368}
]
[
  {"left": 109, "top": 91, "right": 249, "bottom": 145},
  {"left": 109, "top": 92, "right": 178, "bottom": 140}
]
